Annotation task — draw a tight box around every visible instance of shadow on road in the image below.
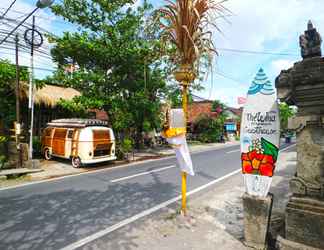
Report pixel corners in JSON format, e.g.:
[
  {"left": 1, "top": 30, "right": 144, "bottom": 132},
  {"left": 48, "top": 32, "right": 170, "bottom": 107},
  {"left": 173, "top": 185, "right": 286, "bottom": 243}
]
[{"left": 0, "top": 172, "right": 178, "bottom": 250}]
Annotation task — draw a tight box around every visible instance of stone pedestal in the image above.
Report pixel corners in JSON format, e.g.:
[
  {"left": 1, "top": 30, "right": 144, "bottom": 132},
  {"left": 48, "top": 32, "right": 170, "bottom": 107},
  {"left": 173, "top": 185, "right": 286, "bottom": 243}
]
[
  {"left": 276, "top": 236, "right": 322, "bottom": 250},
  {"left": 285, "top": 197, "right": 324, "bottom": 249},
  {"left": 243, "top": 193, "right": 273, "bottom": 249},
  {"left": 276, "top": 44, "right": 324, "bottom": 249}
]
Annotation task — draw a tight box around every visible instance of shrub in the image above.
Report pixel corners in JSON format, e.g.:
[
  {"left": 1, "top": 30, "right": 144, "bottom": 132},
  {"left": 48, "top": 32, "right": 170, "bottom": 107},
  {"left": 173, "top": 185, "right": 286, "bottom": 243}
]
[
  {"left": 122, "top": 138, "right": 133, "bottom": 153},
  {"left": 0, "top": 136, "right": 7, "bottom": 169},
  {"left": 116, "top": 138, "right": 134, "bottom": 160},
  {"left": 33, "top": 136, "right": 42, "bottom": 158},
  {"left": 193, "top": 114, "right": 224, "bottom": 143}
]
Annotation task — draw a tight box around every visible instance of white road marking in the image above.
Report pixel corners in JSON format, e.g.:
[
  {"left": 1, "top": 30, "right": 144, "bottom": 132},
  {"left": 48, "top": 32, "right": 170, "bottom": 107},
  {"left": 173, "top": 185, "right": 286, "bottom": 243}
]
[
  {"left": 60, "top": 168, "right": 242, "bottom": 250},
  {"left": 59, "top": 143, "right": 297, "bottom": 250},
  {"left": 111, "top": 165, "right": 176, "bottom": 183},
  {"left": 0, "top": 143, "right": 240, "bottom": 192},
  {"left": 280, "top": 143, "right": 296, "bottom": 152},
  {"left": 226, "top": 149, "right": 240, "bottom": 154}
]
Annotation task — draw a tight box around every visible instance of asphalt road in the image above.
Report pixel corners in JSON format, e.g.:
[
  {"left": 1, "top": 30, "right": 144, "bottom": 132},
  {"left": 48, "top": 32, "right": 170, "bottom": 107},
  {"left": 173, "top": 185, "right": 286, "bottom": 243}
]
[{"left": 0, "top": 142, "right": 292, "bottom": 250}]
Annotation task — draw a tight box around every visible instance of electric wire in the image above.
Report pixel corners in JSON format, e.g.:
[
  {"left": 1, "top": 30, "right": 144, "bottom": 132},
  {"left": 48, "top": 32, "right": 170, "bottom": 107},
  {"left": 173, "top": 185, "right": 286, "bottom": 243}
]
[
  {"left": 0, "top": 0, "right": 17, "bottom": 19},
  {"left": 217, "top": 47, "right": 299, "bottom": 57}
]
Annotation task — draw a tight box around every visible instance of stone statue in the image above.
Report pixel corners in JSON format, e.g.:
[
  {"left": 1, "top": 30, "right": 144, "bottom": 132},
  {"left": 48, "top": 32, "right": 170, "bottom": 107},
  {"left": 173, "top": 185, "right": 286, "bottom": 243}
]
[
  {"left": 299, "top": 20, "right": 322, "bottom": 59},
  {"left": 275, "top": 21, "right": 324, "bottom": 249}
]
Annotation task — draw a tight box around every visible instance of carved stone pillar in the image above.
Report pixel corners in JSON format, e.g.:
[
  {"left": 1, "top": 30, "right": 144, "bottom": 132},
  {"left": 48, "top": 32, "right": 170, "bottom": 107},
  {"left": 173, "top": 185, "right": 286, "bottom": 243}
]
[{"left": 276, "top": 37, "right": 324, "bottom": 248}]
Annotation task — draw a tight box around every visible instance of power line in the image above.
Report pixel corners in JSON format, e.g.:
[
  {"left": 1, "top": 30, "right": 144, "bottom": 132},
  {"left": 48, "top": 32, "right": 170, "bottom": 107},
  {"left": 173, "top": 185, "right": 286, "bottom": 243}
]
[
  {"left": 0, "top": 0, "right": 17, "bottom": 19},
  {"left": 0, "top": 6, "right": 68, "bottom": 26},
  {"left": 0, "top": 7, "right": 39, "bottom": 45},
  {"left": 215, "top": 71, "right": 243, "bottom": 85},
  {"left": 217, "top": 47, "right": 298, "bottom": 57},
  {"left": 0, "top": 41, "right": 52, "bottom": 58},
  {"left": 0, "top": 56, "right": 57, "bottom": 72},
  {"left": 0, "top": 49, "right": 50, "bottom": 61}
]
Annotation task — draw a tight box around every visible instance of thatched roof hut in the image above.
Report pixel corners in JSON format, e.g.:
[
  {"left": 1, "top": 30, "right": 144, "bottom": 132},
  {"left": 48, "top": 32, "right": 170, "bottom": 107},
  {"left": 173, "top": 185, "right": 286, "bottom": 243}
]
[{"left": 21, "top": 83, "right": 81, "bottom": 107}]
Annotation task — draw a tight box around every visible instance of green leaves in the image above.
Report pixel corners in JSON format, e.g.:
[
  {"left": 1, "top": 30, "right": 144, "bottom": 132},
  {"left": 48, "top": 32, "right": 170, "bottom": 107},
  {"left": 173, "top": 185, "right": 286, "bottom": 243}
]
[
  {"left": 0, "top": 60, "right": 29, "bottom": 128},
  {"left": 279, "top": 102, "right": 296, "bottom": 132},
  {"left": 48, "top": 0, "right": 171, "bottom": 147},
  {"left": 261, "top": 137, "right": 279, "bottom": 161}
]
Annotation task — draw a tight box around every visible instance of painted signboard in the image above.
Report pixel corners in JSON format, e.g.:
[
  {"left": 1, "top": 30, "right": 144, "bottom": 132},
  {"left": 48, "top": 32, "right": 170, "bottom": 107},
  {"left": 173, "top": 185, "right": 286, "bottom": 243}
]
[{"left": 240, "top": 68, "right": 280, "bottom": 197}]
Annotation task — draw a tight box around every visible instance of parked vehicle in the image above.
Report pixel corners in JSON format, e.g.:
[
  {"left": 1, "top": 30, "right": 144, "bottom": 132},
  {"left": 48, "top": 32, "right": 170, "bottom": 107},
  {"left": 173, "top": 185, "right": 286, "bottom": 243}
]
[{"left": 41, "top": 119, "right": 116, "bottom": 168}]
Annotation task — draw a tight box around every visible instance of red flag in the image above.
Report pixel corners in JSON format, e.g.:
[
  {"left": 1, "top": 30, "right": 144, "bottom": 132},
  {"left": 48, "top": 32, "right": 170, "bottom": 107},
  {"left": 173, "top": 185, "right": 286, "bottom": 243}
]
[{"left": 237, "top": 96, "right": 247, "bottom": 105}]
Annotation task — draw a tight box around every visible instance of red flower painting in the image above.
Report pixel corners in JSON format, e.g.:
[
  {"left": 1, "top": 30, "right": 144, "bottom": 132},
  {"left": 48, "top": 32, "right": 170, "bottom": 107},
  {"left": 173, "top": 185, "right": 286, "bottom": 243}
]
[{"left": 241, "top": 138, "right": 279, "bottom": 177}]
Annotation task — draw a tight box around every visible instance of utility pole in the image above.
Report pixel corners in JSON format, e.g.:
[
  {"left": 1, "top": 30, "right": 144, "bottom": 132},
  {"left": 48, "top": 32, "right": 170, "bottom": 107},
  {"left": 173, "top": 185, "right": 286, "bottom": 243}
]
[
  {"left": 28, "top": 16, "right": 35, "bottom": 160},
  {"left": 15, "top": 33, "right": 22, "bottom": 168}
]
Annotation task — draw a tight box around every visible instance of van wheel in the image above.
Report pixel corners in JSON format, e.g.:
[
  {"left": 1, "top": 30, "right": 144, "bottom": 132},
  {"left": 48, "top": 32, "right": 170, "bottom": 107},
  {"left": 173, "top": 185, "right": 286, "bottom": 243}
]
[
  {"left": 72, "top": 157, "right": 82, "bottom": 168},
  {"left": 44, "top": 148, "right": 52, "bottom": 160}
]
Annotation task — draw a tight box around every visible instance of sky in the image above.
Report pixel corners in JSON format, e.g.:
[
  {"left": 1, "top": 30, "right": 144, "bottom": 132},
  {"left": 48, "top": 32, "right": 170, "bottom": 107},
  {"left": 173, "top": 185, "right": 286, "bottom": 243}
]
[{"left": 1, "top": 0, "right": 324, "bottom": 107}]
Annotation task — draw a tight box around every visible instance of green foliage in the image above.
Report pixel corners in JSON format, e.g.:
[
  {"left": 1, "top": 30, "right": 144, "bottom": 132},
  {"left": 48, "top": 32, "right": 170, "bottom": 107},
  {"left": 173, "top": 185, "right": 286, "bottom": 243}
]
[
  {"left": 279, "top": 102, "right": 295, "bottom": 132},
  {"left": 211, "top": 100, "right": 226, "bottom": 113},
  {"left": 0, "top": 136, "right": 8, "bottom": 168},
  {"left": 193, "top": 114, "right": 224, "bottom": 143},
  {"left": 48, "top": 0, "right": 172, "bottom": 147},
  {"left": 0, "top": 60, "right": 28, "bottom": 129},
  {"left": 261, "top": 137, "right": 279, "bottom": 161},
  {"left": 57, "top": 98, "right": 88, "bottom": 116},
  {"left": 0, "top": 136, "right": 7, "bottom": 143},
  {"left": 116, "top": 137, "right": 134, "bottom": 160},
  {"left": 165, "top": 82, "right": 204, "bottom": 108},
  {"left": 121, "top": 138, "right": 133, "bottom": 153},
  {"left": 32, "top": 137, "right": 42, "bottom": 157}
]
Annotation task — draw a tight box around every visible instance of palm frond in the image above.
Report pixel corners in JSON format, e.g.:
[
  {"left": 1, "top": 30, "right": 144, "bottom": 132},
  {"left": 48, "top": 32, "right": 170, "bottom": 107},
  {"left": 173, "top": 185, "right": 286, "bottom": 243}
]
[{"left": 157, "top": 0, "right": 229, "bottom": 73}]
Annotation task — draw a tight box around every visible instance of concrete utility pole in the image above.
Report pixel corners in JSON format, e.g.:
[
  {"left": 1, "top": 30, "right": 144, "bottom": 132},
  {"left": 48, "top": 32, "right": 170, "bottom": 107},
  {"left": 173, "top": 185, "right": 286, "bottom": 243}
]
[
  {"left": 28, "top": 16, "right": 36, "bottom": 160},
  {"left": 15, "top": 33, "right": 22, "bottom": 168}
]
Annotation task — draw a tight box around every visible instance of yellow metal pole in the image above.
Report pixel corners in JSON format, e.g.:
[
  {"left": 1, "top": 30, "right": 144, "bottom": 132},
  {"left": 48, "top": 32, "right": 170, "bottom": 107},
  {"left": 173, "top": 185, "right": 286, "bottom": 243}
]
[{"left": 181, "top": 82, "right": 188, "bottom": 215}]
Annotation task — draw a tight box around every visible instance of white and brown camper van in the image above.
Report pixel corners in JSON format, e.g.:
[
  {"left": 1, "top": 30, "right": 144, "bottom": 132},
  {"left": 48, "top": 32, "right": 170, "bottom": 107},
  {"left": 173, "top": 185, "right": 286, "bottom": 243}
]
[{"left": 41, "top": 119, "right": 116, "bottom": 168}]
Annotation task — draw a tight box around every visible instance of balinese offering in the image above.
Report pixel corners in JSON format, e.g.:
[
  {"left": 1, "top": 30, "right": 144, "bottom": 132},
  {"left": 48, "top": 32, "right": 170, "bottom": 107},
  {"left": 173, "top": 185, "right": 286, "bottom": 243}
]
[
  {"left": 240, "top": 68, "right": 280, "bottom": 197},
  {"left": 162, "top": 109, "right": 194, "bottom": 176}
]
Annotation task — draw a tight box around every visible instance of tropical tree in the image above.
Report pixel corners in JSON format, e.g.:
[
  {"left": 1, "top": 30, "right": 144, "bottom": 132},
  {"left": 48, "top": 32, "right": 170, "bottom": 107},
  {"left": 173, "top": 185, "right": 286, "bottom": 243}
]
[
  {"left": 279, "top": 102, "right": 295, "bottom": 132},
  {"left": 0, "top": 60, "right": 28, "bottom": 129},
  {"left": 49, "top": 0, "right": 170, "bottom": 147}
]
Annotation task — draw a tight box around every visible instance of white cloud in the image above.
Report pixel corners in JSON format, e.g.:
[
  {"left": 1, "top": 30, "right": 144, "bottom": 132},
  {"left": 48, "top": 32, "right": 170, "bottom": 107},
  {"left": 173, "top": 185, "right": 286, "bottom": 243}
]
[
  {"left": 215, "top": 0, "right": 324, "bottom": 52},
  {"left": 199, "top": 0, "right": 324, "bottom": 106},
  {"left": 271, "top": 59, "right": 294, "bottom": 75}
]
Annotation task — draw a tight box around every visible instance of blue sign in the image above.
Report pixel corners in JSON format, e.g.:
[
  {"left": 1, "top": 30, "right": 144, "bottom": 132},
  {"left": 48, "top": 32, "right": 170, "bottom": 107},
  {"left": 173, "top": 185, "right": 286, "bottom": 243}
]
[{"left": 225, "top": 123, "right": 236, "bottom": 131}]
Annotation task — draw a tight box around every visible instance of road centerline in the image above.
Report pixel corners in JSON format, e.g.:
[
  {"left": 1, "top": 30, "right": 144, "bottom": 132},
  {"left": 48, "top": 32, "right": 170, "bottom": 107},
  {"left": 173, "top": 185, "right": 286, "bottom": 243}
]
[
  {"left": 110, "top": 165, "right": 176, "bottom": 183},
  {"left": 226, "top": 149, "right": 241, "bottom": 154}
]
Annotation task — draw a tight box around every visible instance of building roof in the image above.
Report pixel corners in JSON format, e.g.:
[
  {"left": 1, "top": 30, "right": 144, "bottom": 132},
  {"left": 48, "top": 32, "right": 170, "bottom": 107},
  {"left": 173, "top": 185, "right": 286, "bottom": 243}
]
[
  {"left": 21, "top": 83, "right": 81, "bottom": 107},
  {"left": 226, "top": 107, "right": 243, "bottom": 117},
  {"left": 188, "top": 101, "right": 217, "bottom": 123},
  {"left": 188, "top": 101, "right": 242, "bottom": 123}
]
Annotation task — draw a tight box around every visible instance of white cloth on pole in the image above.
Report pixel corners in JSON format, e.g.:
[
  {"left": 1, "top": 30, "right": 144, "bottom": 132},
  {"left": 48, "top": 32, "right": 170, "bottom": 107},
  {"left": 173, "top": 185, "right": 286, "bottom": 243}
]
[{"left": 166, "top": 134, "right": 194, "bottom": 176}]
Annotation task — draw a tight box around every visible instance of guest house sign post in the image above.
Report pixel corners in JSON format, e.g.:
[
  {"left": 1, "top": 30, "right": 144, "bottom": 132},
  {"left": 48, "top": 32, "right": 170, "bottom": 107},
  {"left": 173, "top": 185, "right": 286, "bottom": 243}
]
[
  {"left": 241, "top": 68, "right": 280, "bottom": 249},
  {"left": 241, "top": 68, "right": 280, "bottom": 197}
]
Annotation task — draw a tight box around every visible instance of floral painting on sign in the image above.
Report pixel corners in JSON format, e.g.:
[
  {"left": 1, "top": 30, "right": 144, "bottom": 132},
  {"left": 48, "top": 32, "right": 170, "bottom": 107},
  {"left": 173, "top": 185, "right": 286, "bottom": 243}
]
[{"left": 241, "top": 137, "right": 279, "bottom": 177}]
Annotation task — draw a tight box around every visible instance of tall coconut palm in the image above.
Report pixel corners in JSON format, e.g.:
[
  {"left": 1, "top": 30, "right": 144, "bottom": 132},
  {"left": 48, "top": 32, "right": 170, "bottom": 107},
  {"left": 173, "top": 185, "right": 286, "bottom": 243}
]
[{"left": 158, "top": 0, "right": 228, "bottom": 72}]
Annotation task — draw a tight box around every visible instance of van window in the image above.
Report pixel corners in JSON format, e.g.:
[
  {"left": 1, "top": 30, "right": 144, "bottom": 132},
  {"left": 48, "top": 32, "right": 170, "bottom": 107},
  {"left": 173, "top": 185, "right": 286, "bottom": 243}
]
[
  {"left": 93, "top": 130, "right": 110, "bottom": 141},
  {"left": 67, "top": 130, "right": 73, "bottom": 139},
  {"left": 44, "top": 128, "right": 52, "bottom": 137},
  {"left": 54, "top": 129, "right": 67, "bottom": 139}
]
